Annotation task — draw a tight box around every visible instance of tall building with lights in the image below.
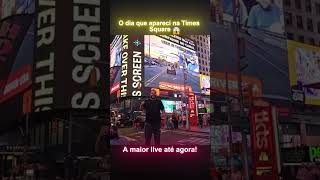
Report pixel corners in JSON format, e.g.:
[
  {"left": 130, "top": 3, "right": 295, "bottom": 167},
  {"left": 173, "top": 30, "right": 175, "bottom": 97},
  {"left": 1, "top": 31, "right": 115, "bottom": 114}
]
[
  {"left": 188, "top": 35, "right": 211, "bottom": 76},
  {"left": 284, "top": 0, "right": 320, "bottom": 46}
]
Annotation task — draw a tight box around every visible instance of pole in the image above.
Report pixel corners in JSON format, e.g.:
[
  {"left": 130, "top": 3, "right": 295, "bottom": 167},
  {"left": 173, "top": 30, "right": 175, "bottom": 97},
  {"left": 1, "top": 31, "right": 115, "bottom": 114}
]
[
  {"left": 272, "top": 106, "right": 281, "bottom": 176},
  {"left": 241, "top": 131, "right": 250, "bottom": 179},
  {"left": 232, "top": 0, "right": 250, "bottom": 179},
  {"left": 184, "top": 68, "right": 190, "bottom": 130},
  {"left": 68, "top": 112, "right": 72, "bottom": 154},
  {"left": 226, "top": 72, "right": 233, "bottom": 173}
]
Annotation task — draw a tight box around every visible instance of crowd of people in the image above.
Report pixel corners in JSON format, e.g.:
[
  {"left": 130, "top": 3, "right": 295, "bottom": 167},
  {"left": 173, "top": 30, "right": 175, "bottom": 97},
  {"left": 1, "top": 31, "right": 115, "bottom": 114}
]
[{"left": 162, "top": 110, "right": 210, "bottom": 130}]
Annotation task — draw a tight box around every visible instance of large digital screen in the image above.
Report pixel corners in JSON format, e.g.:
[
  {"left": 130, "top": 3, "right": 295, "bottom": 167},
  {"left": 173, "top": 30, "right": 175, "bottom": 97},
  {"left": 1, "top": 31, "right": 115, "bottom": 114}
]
[
  {"left": 288, "top": 40, "right": 320, "bottom": 105},
  {"left": 161, "top": 100, "right": 176, "bottom": 113},
  {"left": 144, "top": 35, "right": 201, "bottom": 93},
  {"left": 212, "top": 0, "right": 285, "bottom": 35},
  {"left": 200, "top": 74, "right": 210, "bottom": 95},
  {"left": 110, "top": 36, "right": 123, "bottom": 93},
  {"left": 110, "top": 35, "right": 122, "bottom": 68}
]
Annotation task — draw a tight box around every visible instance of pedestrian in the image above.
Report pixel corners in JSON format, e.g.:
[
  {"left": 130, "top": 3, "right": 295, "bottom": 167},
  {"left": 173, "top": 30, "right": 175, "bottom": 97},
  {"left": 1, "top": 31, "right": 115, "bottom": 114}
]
[
  {"left": 198, "top": 114, "right": 203, "bottom": 128},
  {"left": 172, "top": 110, "right": 179, "bottom": 129},
  {"left": 166, "top": 116, "right": 173, "bottom": 130},
  {"left": 140, "top": 89, "right": 166, "bottom": 146}
]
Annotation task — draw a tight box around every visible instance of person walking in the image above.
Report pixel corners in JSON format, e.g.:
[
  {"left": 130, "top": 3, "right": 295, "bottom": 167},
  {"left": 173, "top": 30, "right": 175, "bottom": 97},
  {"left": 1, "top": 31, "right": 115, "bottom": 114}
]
[
  {"left": 140, "top": 89, "right": 166, "bottom": 145},
  {"left": 172, "top": 110, "right": 179, "bottom": 130}
]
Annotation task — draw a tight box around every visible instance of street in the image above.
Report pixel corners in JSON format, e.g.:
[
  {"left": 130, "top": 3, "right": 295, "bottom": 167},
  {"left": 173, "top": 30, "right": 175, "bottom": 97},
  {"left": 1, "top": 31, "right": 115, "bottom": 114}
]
[
  {"left": 144, "top": 65, "right": 201, "bottom": 92},
  {"left": 118, "top": 127, "right": 209, "bottom": 145}
]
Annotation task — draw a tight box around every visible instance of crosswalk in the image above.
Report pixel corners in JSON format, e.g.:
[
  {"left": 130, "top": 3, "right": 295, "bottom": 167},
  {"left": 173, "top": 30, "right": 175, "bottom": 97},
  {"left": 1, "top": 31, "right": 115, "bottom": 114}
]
[
  {"left": 177, "top": 137, "right": 210, "bottom": 145},
  {"left": 167, "top": 130, "right": 209, "bottom": 138}
]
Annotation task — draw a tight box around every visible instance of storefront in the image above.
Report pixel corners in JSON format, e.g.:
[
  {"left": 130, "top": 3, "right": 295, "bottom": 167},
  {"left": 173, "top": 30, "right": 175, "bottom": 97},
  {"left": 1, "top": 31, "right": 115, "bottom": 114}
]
[{"left": 281, "top": 146, "right": 320, "bottom": 179}]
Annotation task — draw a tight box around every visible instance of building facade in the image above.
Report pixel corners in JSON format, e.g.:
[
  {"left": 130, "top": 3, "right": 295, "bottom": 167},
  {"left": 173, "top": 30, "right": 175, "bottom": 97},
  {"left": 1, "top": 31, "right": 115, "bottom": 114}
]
[
  {"left": 189, "top": 35, "right": 211, "bottom": 76},
  {"left": 284, "top": 0, "right": 320, "bottom": 46}
]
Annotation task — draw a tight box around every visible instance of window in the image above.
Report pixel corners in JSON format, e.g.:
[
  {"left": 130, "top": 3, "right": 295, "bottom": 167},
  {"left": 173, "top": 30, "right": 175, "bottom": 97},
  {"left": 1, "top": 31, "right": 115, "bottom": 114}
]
[
  {"left": 285, "top": 12, "right": 293, "bottom": 25},
  {"left": 307, "top": 18, "right": 314, "bottom": 32},
  {"left": 281, "top": 123, "right": 300, "bottom": 135},
  {"left": 306, "top": 0, "right": 312, "bottom": 12},
  {"left": 309, "top": 38, "right": 315, "bottom": 45},
  {"left": 295, "top": 0, "right": 301, "bottom": 9},
  {"left": 298, "top": 35, "right": 304, "bottom": 42},
  {"left": 306, "top": 124, "right": 320, "bottom": 136},
  {"left": 284, "top": 0, "right": 291, "bottom": 7},
  {"left": 296, "top": 15, "right": 303, "bottom": 29},
  {"left": 287, "top": 32, "right": 294, "bottom": 40},
  {"left": 316, "top": 3, "right": 320, "bottom": 15}
]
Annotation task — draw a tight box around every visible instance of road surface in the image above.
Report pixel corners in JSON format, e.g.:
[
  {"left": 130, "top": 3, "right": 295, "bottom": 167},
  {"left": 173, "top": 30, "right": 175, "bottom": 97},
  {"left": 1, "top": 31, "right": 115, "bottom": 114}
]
[{"left": 117, "top": 127, "right": 209, "bottom": 145}]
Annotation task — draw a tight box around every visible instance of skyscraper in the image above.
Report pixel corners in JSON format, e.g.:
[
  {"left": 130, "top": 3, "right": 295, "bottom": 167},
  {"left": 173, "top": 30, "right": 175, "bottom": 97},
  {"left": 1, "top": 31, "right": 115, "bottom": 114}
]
[
  {"left": 188, "top": 35, "right": 211, "bottom": 76},
  {"left": 283, "top": 0, "right": 320, "bottom": 46}
]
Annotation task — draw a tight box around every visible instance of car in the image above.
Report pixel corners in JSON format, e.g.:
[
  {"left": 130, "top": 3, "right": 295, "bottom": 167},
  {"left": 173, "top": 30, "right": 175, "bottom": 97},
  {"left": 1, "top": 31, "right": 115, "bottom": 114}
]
[{"left": 167, "top": 65, "right": 176, "bottom": 75}]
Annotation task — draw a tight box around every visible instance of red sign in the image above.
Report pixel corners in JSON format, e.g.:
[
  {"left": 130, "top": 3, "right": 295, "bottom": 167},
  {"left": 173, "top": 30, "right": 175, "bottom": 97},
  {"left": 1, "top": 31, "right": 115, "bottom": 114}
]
[
  {"left": 110, "top": 82, "right": 120, "bottom": 94},
  {"left": 250, "top": 99, "right": 278, "bottom": 180},
  {"left": 188, "top": 95, "right": 197, "bottom": 126}
]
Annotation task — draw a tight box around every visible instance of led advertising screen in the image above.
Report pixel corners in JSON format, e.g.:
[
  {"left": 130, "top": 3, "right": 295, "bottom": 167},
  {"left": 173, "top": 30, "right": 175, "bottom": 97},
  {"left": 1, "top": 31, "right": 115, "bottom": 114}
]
[
  {"left": 144, "top": 35, "right": 200, "bottom": 93},
  {"left": 110, "top": 35, "right": 122, "bottom": 68},
  {"left": 161, "top": 100, "right": 176, "bottom": 113},
  {"left": 288, "top": 40, "right": 320, "bottom": 105},
  {"left": 110, "top": 36, "right": 123, "bottom": 94},
  {"left": 211, "top": 0, "right": 285, "bottom": 35},
  {"left": 200, "top": 74, "right": 210, "bottom": 95}
]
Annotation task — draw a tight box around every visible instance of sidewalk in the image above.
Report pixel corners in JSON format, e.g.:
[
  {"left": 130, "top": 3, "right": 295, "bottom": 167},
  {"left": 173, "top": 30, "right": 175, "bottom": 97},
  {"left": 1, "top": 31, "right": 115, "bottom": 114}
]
[{"left": 177, "top": 126, "right": 210, "bottom": 134}]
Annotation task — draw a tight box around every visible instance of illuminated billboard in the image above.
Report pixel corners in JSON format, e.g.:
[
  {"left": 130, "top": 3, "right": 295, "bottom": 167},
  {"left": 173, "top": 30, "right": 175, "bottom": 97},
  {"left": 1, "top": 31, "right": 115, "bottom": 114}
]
[
  {"left": 144, "top": 35, "right": 201, "bottom": 93},
  {"left": 211, "top": 0, "right": 285, "bottom": 35},
  {"left": 119, "top": 35, "right": 145, "bottom": 97},
  {"left": 110, "top": 35, "right": 122, "bottom": 93},
  {"left": 110, "top": 35, "right": 122, "bottom": 68},
  {"left": 200, "top": 74, "right": 210, "bottom": 95},
  {"left": 210, "top": 72, "right": 263, "bottom": 96},
  {"left": 161, "top": 100, "right": 176, "bottom": 113},
  {"left": 288, "top": 40, "right": 320, "bottom": 105}
]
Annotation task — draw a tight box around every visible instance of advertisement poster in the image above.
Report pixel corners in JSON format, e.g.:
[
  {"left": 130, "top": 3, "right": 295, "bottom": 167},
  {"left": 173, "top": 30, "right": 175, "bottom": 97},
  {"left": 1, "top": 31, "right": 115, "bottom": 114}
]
[
  {"left": 161, "top": 100, "right": 176, "bottom": 113},
  {"left": 200, "top": 74, "right": 210, "bottom": 95},
  {"left": 188, "top": 94, "right": 198, "bottom": 125},
  {"left": 0, "top": 15, "right": 33, "bottom": 104},
  {"left": 33, "top": 0, "right": 108, "bottom": 111},
  {"left": 119, "top": 35, "right": 144, "bottom": 97},
  {"left": 250, "top": 99, "right": 278, "bottom": 180},
  {"left": 287, "top": 40, "right": 320, "bottom": 105},
  {"left": 144, "top": 35, "right": 201, "bottom": 93},
  {"left": 211, "top": 0, "right": 285, "bottom": 35},
  {"left": 211, "top": 72, "right": 263, "bottom": 96},
  {"left": 110, "top": 35, "right": 122, "bottom": 92}
]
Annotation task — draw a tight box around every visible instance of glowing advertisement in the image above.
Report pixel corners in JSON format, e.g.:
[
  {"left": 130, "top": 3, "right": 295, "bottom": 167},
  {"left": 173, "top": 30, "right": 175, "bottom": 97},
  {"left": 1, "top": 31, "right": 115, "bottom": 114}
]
[
  {"left": 188, "top": 94, "right": 198, "bottom": 126},
  {"left": 144, "top": 35, "right": 201, "bottom": 93},
  {"left": 110, "top": 35, "right": 122, "bottom": 68},
  {"left": 250, "top": 99, "right": 278, "bottom": 180},
  {"left": 110, "top": 35, "right": 123, "bottom": 93},
  {"left": 161, "top": 100, "right": 176, "bottom": 113},
  {"left": 211, "top": 0, "right": 285, "bottom": 35},
  {"left": 287, "top": 40, "right": 320, "bottom": 105},
  {"left": 200, "top": 74, "right": 210, "bottom": 95},
  {"left": 120, "top": 35, "right": 144, "bottom": 97}
]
